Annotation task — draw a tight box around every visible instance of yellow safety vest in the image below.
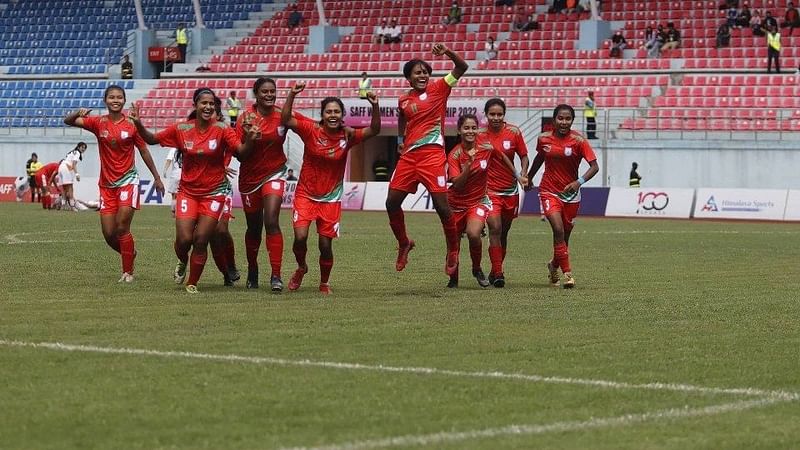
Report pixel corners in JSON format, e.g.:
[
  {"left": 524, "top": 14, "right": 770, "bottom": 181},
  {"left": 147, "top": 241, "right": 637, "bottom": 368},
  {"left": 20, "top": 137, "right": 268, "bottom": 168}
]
[
  {"left": 27, "top": 161, "right": 42, "bottom": 176},
  {"left": 176, "top": 28, "right": 188, "bottom": 45},
  {"left": 584, "top": 98, "right": 596, "bottom": 118},
  {"left": 768, "top": 32, "right": 781, "bottom": 51},
  {"left": 227, "top": 99, "right": 241, "bottom": 117},
  {"left": 358, "top": 79, "right": 371, "bottom": 98}
]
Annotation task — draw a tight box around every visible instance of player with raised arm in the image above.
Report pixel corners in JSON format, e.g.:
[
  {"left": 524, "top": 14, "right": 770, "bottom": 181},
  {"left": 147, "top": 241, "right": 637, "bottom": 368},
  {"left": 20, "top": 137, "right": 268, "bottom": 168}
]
[
  {"left": 236, "top": 77, "right": 289, "bottom": 292},
  {"left": 526, "top": 104, "right": 599, "bottom": 289},
  {"left": 129, "top": 88, "right": 258, "bottom": 294},
  {"left": 481, "top": 98, "right": 529, "bottom": 288},
  {"left": 281, "top": 82, "right": 381, "bottom": 294},
  {"left": 386, "top": 43, "right": 468, "bottom": 277},
  {"left": 447, "top": 114, "right": 527, "bottom": 288},
  {"left": 64, "top": 85, "right": 165, "bottom": 283}
]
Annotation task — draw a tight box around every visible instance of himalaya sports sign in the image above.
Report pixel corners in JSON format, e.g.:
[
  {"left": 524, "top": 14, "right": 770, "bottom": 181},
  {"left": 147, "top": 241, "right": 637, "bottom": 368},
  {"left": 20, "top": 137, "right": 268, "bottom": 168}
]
[{"left": 693, "top": 188, "right": 787, "bottom": 220}]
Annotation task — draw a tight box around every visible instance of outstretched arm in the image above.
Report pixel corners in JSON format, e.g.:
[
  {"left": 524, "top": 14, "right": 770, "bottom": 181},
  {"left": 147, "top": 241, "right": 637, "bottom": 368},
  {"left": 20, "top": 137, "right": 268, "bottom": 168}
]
[
  {"left": 432, "top": 43, "right": 468, "bottom": 79},
  {"left": 359, "top": 91, "right": 381, "bottom": 139},
  {"left": 281, "top": 81, "right": 306, "bottom": 130},
  {"left": 137, "top": 144, "right": 165, "bottom": 196},
  {"left": 128, "top": 103, "right": 159, "bottom": 145},
  {"left": 64, "top": 108, "right": 92, "bottom": 128}
]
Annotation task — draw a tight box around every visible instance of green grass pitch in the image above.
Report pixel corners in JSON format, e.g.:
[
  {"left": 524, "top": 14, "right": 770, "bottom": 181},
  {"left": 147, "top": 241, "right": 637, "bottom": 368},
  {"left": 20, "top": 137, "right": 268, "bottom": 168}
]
[{"left": 1, "top": 202, "right": 799, "bottom": 449}]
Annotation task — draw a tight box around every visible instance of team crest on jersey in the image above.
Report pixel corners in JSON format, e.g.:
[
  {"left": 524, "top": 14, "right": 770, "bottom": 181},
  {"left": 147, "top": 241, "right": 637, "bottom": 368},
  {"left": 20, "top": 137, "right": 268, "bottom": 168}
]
[
  {"left": 209, "top": 139, "right": 217, "bottom": 150},
  {"left": 419, "top": 92, "right": 428, "bottom": 101},
  {"left": 121, "top": 131, "right": 129, "bottom": 139},
  {"left": 503, "top": 140, "right": 511, "bottom": 149},
  {"left": 185, "top": 141, "right": 194, "bottom": 150},
  {"left": 479, "top": 159, "right": 488, "bottom": 170},
  {"left": 564, "top": 146, "right": 573, "bottom": 156},
  {"left": 317, "top": 137, "right": 329, "bottom": 146}
]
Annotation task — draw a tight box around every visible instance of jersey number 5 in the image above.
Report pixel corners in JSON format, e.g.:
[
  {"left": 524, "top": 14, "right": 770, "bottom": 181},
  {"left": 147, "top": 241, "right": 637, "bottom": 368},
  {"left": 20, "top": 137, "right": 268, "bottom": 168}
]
[{"left": 180, "top": 199, "right": 188, "bottom": 213}]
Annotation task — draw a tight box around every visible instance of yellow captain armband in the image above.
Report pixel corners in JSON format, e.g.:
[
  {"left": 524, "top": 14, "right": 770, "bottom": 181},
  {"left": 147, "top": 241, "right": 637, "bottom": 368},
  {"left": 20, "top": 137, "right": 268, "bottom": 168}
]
[{"left": 444, "top": 72, "right": 459, "bottom": 87}]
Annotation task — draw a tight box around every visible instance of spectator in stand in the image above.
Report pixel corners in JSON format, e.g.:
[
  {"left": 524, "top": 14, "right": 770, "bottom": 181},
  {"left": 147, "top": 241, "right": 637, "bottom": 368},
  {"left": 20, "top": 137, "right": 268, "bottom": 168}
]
[
  {"left": 736, "top": 3, "right": 752, "bottom": 28},
  {"left": 562, "top": 0, "right": 578, "bottom": 14},
  {"left": 551, "top": 0, "right": 566, "bottom": 13},
  {"left": 287, "top": 5, "right": 303, "bottom": 29},
  {"left": 751, "top": 10, "right": 765, "bottom": 36},
  {"left": 719, "top": 0, "right": 738, "bottom": 10},
  {"left": 513, "top": 6, "right": 527, "bottom": 30},
  {"left": 764, "top": 11, "right": 778, "bottom": 30},
  {"left": 175, "top": 23, "right": 188, "bottom": 63},
  {"left": 375, "top": 19, "right": 389, "bottom": 43},
  {"left": 609, "top": 30, "right": 626, "bottom": 58},
  {"left": 782, "top": 2, "right": 800, "bottom": 35},
  {"left": 767, "top": 24, "right": 782, "bottom": 73},
  {"left": 716, "top": 23, "right": 732, "bottom": 47},
  {"left": 358, "top": 72, "right": 372, "bottom": 99},
  {"left": 727, "top": 6, "right": 738, "bottom": 28},
  {"left": 121, "top": 55, "right": 133, "bottom": 79},
  {"left": 485, "top": 36, "right": 499, "bottom": 60},
  {"left": 521, "top": 14, "right": 539, "bottom": 31},
  {"left": 642, "top": 26, "right": 661, "bottom": 58},
  {"left": 286, "top": 169, "right": 297, "bottom": 181},
  {"left": 496, "top": 0, "right": 514, "bottom": 6},
  {"left": 661, "top": 22, "right": 681, "bottom": 51},
  {"left": 387, "top": 19, "right": 402, "bottom": 43},
  {"left": 443, "top": 2, "right": 462, "bottom": 25}
]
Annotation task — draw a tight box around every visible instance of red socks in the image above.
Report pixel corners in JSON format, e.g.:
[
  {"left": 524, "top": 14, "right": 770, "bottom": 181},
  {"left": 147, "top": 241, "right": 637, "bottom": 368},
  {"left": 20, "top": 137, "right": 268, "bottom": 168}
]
[
  {"left": 319, "top": 257, "right": 334, "bottom": 284},
  {"left": 210, "top": 240, "right": 228, "bottom": 275},
  {"left": 488, "top": 245, "right": 504, "bottom": 276},
  {"left": 118, "top": 232, "right": 135, "bottom": 274},
  {"left": 554, "top": 242, "right": 571, "bottom": 273},
  {"left": 266, "top": 232, "right": 283, "bottom": 277},
  {"left": 293, "top": 240, "right": 307, "bottom": 269},
  {"left": 441, "top": 216, "right": 460, "bottom": 253},
  {"left": 186, "top": 250, "right": 207, "bottom": 286},
  {"left": 388, "top": 209, "right": 409, "bottom": 246},
  {"left": 245, "top": 233, "right": 260, "bottom": 269},
  {"left": 469, "top": 239, "right": 482, "bottom": 271}
]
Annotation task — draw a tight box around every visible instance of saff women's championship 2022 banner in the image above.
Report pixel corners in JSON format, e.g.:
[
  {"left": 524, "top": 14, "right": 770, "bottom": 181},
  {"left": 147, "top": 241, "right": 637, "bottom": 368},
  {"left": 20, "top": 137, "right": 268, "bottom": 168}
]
[{"left": 342, "top": 99, "right": 485, "bottom": 128}]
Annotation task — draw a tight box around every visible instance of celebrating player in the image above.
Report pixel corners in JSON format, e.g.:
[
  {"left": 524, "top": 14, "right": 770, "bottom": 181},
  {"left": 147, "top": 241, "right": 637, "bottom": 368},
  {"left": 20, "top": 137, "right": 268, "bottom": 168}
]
[
  {"left": 33, "top": 161, "right": 60, "bottom": 209},
  {"left": 526, "top": 104, "right": 599, "bottom": 289},
  {"left": 481, "top": 98, "right": 529, "bottom": 287},
  {"left": 236, "top": 77, "right": 289, "bottom": 292},
  {"left": 386, "top": 43, "right": 468, "bottom": 277},
  {"left": 280, "top": 82, "right": 381, "bottom": 294},
  {"left": 130, "top": 88, "right": 258, "bottom": 294},
  {"left": 447, "top": 114, "right": 526, "bottom": 288},
  {"left": 56, "top": 142, "right": 87, "bottom": 211},
  {"left": 64, "top": 85, "right": 165, "bottom": 283}
]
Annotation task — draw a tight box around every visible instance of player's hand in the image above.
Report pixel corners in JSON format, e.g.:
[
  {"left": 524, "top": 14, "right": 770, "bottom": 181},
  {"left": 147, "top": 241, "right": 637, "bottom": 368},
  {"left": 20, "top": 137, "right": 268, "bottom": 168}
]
[
  {"left": 75, "top": 173, "right": 81, "bottom": 182},
  {"left": 397, "top": 142, "right": 405, "bottom": 155},
  {"left": 517, "top": 175, "right": 529, "bottom": 188},
  {"left": 365, "top": 91, "right": 379, "bottom": 106},
  {"left": 153, "top": 178, "right": 165, "bottom": 197},
  {"left": 128, "top": 103, "right": 140, "bottom": 122},
  {"left": 563, "top": 180, "right": 580, "bottom": 194},
  {"left": 290, "top": 81, "right": 306, "bottom": 95},
  {"left": 77, "top": 108, "right": 92, "bottom": 117},
  {"left": 432, "top": 43, "right": 448, "bottom": 56},
  {"left": 224, "top": 167, "right": 238, "bottom": 180},
  {"left": 244, "top": 120, "right": 260, "bottom": 142}
]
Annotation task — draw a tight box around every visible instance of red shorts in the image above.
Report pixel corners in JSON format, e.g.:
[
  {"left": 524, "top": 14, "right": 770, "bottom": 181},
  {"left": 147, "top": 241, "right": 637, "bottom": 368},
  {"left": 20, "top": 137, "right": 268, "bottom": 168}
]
[
  {"left": 452, "top": 203, "right": 491, "bottom": 233},
  {"left": 389, "top": 144, "right": 448, "bottom": 194},
  {"left": 540, "top": 193, "right": 580, "bottom": 231},
  {"left": 487, "top": 193, "right": 520, "bottom": 220},
  {"left": 176, "top": 192, "right": 227, "bottom": 221},
  {"left": 241, "top": 179, "right": 285, "bottom": 214},
  {"left": 292, "top": 195, "right": 341, "bottom": 238},
  {"left": 220, "top": 195, "right": 234, "bottom": 222},
  {"left": 99, "top": 184, "right": 140, "bottom": 215}
]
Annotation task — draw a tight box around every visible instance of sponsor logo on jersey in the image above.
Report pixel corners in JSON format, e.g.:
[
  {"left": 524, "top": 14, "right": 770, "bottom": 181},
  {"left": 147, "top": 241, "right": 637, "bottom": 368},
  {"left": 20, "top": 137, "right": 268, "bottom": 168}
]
[
  {"left": 101, "top": 130, "right": 110, "bottom": 138},
  {"left": 185, "top": 141, "right": 193, "bottom": 150},
  {"left": 339, "top": 139, "right": 347, "bottom": 149}
]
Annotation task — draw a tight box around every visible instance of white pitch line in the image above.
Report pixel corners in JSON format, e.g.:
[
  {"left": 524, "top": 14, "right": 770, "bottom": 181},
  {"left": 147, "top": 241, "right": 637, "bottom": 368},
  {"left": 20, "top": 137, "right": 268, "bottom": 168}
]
[
  {"left": 281, "top": 397, "right": 793, "bottom": 450},
  {"left": 0, "top": 239, "right": 173, "bottom": 245},
  {"left": 1, "top": 340, "right": 797, "bottom": 401}
]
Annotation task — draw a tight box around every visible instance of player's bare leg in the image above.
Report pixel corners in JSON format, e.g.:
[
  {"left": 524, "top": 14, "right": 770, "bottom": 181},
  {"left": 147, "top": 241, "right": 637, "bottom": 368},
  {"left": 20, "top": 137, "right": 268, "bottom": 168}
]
[
  {"left": 288, "top": 226, "right": 309, "bottom": 291},
  {"left": 466, "top": 218, "right": 489, "bottom": 288},
  {"left": 183, "top": 215, "right": 218, "bottom": 293},
  {"left": 318, "top": 235, "right": 334, "bottom": 295},
  {"left": 386, "top": 189, "right": 415, "bottom": 271},
  {"left": 546, "top": 212, "right": 574, "bottom": 289},
  {"left": 431, "top": 192, "right": 459, "bottom": 276}
]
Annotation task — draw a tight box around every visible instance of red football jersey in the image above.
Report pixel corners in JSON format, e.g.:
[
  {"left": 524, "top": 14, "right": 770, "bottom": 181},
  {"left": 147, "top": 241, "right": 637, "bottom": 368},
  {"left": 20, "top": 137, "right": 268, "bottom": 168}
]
[
  {"left": 483, "top": 123, "right": 528, "bottom": 196},
  {"left": 82, "top": 114, "right": 146, "bottom": 188},
  {"left": 399, "top": 76, "right": 455, "bottom": 152},
  {"left": 293, "top": 118, "right": 365, "bottom": 202},
  {"left": 536, "top": 130, "right": 597, "bottom": 203},
  {"left": 35, "top": 162, "right": 59, "bottom": 182},
  {"left": 235, "top": 104, "right": 288, "bottom": 193},
  {"left": 447, "top": 137, "right": 500, "bottom": 211},
  {"left": 156, "top": 120, "right": 240, "bottom": 197}
]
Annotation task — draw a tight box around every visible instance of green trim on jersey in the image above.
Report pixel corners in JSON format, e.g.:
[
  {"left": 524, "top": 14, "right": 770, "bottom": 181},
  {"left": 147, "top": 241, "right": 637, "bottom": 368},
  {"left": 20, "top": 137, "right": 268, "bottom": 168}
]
[
  {"left": 408, "top": 124, "right": 443, "bottom": 151},
  {"left": 309, "top": 180, "right": 344, "bottom": 203},
  {"left": 177, "top": 123, "right": 195, "bottom": 131},
  {"left": 209, "top": 178, "right": 232, "bottom": 197},
  {"left": 108, "top": 167, "right": 140, "bottom": 188},
  {"left": 492, "top": 184, "right": 519, "bottom": 196}
]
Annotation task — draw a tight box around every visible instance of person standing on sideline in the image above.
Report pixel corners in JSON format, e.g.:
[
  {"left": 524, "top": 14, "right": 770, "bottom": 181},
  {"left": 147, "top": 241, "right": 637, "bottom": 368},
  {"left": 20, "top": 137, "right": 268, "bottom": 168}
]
[
  {"left": 175, "top": 23, "right": 188, "bottom": 63},
  {"left": 358, "top": 72, "right": 372, "bottom": 99},
  {"left": 584, "top": 91, "right": 597, "bottom": 139},
  {"left": 226, "top": 91, "right": 242, "bottom": 127},
  {"left": 64, "top": 85, "right": 165, "bottom": 283},
  {"left": 526, "top": 104, "right": 599, "bottom": 289},
  {"left": 236, "top": 77, "right": 290, "bottom": 292},
  {"left": 281, "top": 83, "right": 381, "bottom": 295},
  {"left": 629, "top": 162, "right": 642, "bottom": 187},
  {"left": 26, "top": 152, "right": 42, "bottom": 203},
  {"left": 767, "top": 24, "right": 782, "bottom": 73},
  {"left": 481, "top": 98, "right": 529, "bottom": 288},
  {"left": 386, "top": 43, "right": 469, "bottom": 276}
]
